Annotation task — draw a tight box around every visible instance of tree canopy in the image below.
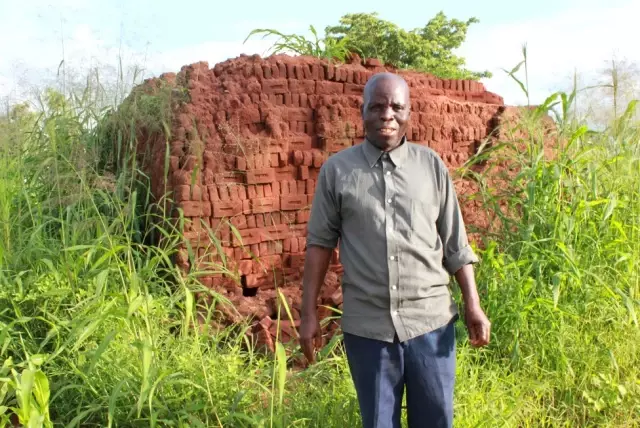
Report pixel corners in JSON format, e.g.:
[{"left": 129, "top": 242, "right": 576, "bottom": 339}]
[{"left": 246, "top": 11, "right": 490, "bottom": 80}]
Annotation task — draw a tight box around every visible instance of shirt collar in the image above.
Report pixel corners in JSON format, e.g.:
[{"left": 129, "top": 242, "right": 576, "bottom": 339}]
[{"left": 362, "top": 136, "right": 409, "bottom": 168}]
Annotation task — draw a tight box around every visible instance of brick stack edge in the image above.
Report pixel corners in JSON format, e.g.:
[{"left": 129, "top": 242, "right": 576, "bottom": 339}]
[{"left": 133, "top": 53, "right": 514, "bottom": 352}]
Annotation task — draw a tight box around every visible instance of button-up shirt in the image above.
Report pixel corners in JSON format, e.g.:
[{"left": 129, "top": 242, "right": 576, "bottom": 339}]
[{"left": 306, "top": 137, "right": 479, "bottom": 343}]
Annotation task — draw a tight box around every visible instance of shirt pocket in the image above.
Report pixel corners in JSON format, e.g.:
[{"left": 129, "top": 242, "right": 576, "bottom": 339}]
[{"left": 410, "top": 198, "right": 440, "bottom": 249}]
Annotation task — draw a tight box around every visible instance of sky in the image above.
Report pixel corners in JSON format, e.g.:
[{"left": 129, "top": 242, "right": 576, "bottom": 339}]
[{"left": 0, "top": 0, "right": 637, "bottom": 108}]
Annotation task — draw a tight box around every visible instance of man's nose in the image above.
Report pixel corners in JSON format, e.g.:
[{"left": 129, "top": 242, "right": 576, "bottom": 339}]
[{"left": 380, "top": 107, "right": 394, "bottom": 120}]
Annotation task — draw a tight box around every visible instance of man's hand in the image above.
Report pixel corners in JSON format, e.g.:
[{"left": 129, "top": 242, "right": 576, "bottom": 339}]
[
  {"left": 299, "top": 313, "right": 322, "bottom": 364},
  {"left": 464, "top": 303, "right": 491, "bottom": 347}
]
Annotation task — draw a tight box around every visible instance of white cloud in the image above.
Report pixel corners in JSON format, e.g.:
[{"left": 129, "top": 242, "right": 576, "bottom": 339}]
[{"left": 457, "top": 0, "right": 639, "bottom": 105}]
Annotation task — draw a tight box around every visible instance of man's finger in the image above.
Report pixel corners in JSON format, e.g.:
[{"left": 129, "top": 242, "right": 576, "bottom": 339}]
[{"left": 301, "top": 338, "right": 315, "bottom": 364}]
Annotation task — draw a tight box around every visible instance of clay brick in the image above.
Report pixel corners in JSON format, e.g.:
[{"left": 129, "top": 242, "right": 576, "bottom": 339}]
[
  {"left": 290, "top": 238, "right": 300, "bottom": 253},
  {"left": 250, "top": 243, "right": 260, "bottom": 258},
  {"left": 247, "top": 215, "right": 257, "bottom": 229},
  {"left": 236, "top": 157, "right": 247, "bottom": 171},
  {"left": 296, "top": 121, "right": 306, "bottom": 133},
  {"left": 286, "top": 63, "right": 295, "bottom": 79},
  {"left": 269, "top": 153, "right": 279, "bottom": 167},
  {"left": 271, "top": 181, "right": 281, "bottom": 196},
  {"left": 277, "top": 151, "right": 288, "bottom": 167},
  {"left": 283, "top": 238, "right": 292, "bottom": 252},
  {"left": 263, "top": 183, "right": 273, "bottom": 198},
  {"left": 281, "top": 195, "right": 308, "bottom": 211},
  {"left": 212, "top": 199, "right": 243, "bottom": 218},
  {"left": 275, "top": 166, "right": 297, "bottom": 181},
  {"left": 291, "top": 93, "right": 300, "bottom": 107},
  {"left": 262, "top": 79, "right": 288, "bottom": 94},
  {"left": 253, "top": 64, "right": 264, "bottom": 80},
  {"left": 306, "top": 179, "right": 316, "bottom": 194},
  {"left": 230, "top": 215, "right": 248, "bottom": 230},
  {"left": 312, "top": 150, "right": 324, "bottom": 168},
  {"left": 296, "top": 210, "right": 310, "bottom": 223},
  {"left": 256, "top": 213, "right": 265, "bottom": 228},
  {"left": 246, "top": 168, "right": 275, "bottom": 184},
  {"left": 324, "top": 138, "right": 353, "bottom": 152},
  {"left": 299, "top": 165, "right": 309, "bottom": 180},
  {"left": 262, "top": 64, "right": 272, "bottom": 79},
  {"left": 173, "top": 185, "right": 191, "bottom": 202},
  {"left": 289, "top": 136, "right": 313, "bottom": 151},
  {"left": 251, "top": 197, "right": 280, "bottom": 214},
  {"left": 316, "top": 81, "right": 344, "bottom": 95},
  {"left": 296, "top": 180, "right": 306, "bottom": 195},
  {"left": 238, "top": 259, "right": 253, "bottom": 275},
  {"left": 298, "top": 237, "right": 306, "bottom": 250},
  {"left": 288, "top": 80, "right": 316, "bottom": 94},
  {"left": 280, "top": 180, "right": 290, "bottom": 196},
  {"left": 325, "top": 63, "right": 335, "bottom": 80},
  {"left": 302, "top": 151, "right": 313, "bottom": 166},
  {"left": 292, "top": 150, "right": 304, "bottom": 166},
  {"left": 247, "top": 185, "right": 258, "bottom": 199},
  {"left": 256, "top": 185, "right": 264, "bottom": 198},
  {"left": 344, "top": 84, "right": 363, "bottom": 96},
  {"left": 287, "top": 107, "right": 314, "bottom": 121},
  {"left": 300, "top": 93, "right": 308, "bottom": 107}
]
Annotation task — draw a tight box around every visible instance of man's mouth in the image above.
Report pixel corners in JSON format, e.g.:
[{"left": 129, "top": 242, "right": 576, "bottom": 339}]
[{"left": 378, "top": 127, "right": 396, "bottom": 135}]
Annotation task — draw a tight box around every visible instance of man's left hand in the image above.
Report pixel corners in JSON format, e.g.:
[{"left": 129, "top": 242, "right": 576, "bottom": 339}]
[{"left": 464, "top": 304, "right": 491, "bottom": 347}]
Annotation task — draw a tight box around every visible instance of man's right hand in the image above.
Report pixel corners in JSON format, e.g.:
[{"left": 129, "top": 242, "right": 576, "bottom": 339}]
[{"left": 299, "top": 312, "right": 322, "bottom": 365}]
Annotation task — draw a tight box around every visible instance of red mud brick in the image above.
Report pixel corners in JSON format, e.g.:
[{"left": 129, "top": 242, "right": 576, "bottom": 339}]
[
  {"left": 275, "top": 166, "right": 297, "bottom": 181},
  {"left": 281, "top": 195, "right": 308, "bottom": 211},
  {"left": 344, "top": 83, "right": 364, "bottom": 96},
  {"left": 299, "top": 93, "right": 308, "bottom": 107},
  {"left": 251, "top": 197, "right": 280, "bottom": 214},
  {"left": 262, "top": 79, "right": 288, "bottom": 94},
  {"left": 289, "top": 136, "right": 314, "bottom": 151},
  {"left": 311, "top": 150, "right": 324, "bottom": 168},
  {"left": 179, "top": 201, "right": 211, "bottom": 217},
  {"left": 296, "top": 180, "right": 306, "bottom": 195},
  {"left": 263, "top": 183, "right": 273, "bottom": 197},
  {"left": 256, "top": 213, "right": 265, "bottom": 228},
  {"left": 212, "top": 199, "right": 243, "bottom": 218},
  {"left": 256, "top": 185, "right": 264, "bottom": 198},
  {"left": 230, "top": 215, "right": 248, "bottom": 230},
  {"left": 316, "top": 81, "right": 344, "bottom": 95},
  {"left": 306, "top": 179, "right": 316, "bottom": 194},
  {"left": 288, "top": 80, "right": 316, "bottom": 94},
  {"left": 247, "top": 215, "right": 257, "bottom": 229},
  {"left": 292, "top": 150, "right": 304, "bottom": 166},
  {"left": 246, "top": 168, "right": 275, "bottom": 185},
  {"left": 299, "top": 165, "right": 309, "bottom": 180},
  {"left": 302, "top": 151, "right": 313, "bottom": 166}
]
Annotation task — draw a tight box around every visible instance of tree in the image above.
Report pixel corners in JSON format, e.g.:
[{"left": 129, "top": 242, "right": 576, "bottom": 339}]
[{"left": 246, "top": 12, "right": 490, "bottom": 80}]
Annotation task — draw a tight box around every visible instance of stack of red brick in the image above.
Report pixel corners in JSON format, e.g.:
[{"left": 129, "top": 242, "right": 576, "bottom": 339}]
[{"left": 131, "top": 53, "right": 512, "bottom": 351}]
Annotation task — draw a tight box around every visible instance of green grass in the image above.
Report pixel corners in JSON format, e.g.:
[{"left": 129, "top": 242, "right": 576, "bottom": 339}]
[{"left": 0, "top": 64, "right": 639, "bottom": 427}]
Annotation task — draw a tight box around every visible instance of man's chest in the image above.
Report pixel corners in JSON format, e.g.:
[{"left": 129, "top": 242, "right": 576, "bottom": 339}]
[{"left": 335, "top": 160, "right": 441, "bottom": 244}]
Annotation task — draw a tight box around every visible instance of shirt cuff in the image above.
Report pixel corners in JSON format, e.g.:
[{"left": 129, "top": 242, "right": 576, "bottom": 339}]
[
  {"left": 306, "top": 231, "right": 339, "bottom": 249},
  {"left": 443, "top": 244, "right": 479, "bottom": 275}
]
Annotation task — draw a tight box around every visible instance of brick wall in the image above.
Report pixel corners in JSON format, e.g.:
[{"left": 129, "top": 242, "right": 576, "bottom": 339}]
[{"left": 130, "top": 53, "right": 517, "bottom": 350}]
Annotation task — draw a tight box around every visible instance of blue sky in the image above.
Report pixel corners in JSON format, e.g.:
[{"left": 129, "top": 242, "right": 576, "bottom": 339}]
[{"left": 1, "top": 0, "right": 637, "bottom": 106}]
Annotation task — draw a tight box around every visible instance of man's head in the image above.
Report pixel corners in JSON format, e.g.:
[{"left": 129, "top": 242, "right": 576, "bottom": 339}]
[{"left": 361, "top": 72, "right": 411, "bottom": 151}]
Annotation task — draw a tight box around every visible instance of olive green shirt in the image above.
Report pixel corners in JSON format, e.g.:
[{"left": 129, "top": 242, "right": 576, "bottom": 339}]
[{"left": 307, "top": 137, "right": 479, "bottom": 343}]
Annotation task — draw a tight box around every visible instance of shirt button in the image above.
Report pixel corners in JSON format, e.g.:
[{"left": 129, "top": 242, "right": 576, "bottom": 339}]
[
  {"left": 389, "top": 256, "right": 395, "bottom": 260},
  {"left": 387, "top": 198, "right": 392, "bottom": 203},
  {"left": 391, "top": 285, "right": 397, "bottom": 290},
  {"left": 393, "top": 310, "right": 398, "bottom": 315},
  {"left": 386, "top": 171, "right": 391, "bottom": 175}
]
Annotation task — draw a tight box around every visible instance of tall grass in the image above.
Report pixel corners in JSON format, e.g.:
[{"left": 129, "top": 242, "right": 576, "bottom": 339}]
[{"left": 0, "top": 59, "right": 639, "bottom": 427}]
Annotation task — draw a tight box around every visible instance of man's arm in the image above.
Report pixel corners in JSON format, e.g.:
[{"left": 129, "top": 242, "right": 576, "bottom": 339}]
[
  {"left": 434, "top": 155, "right": 491, "bottom": 347},
  {"left": 300, "top": 162, "right": 341, "bottom": 364},
  {"left": 454, "top": 264, "right": 490, "bottom": 347},
  {"left": 300, "top": 245, "right": 333, "bottom": 363}
]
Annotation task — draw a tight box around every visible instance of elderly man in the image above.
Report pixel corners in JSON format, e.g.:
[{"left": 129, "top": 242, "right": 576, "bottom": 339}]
[{"left": 299, "top": 72, "right": 491, "bottom": 428}]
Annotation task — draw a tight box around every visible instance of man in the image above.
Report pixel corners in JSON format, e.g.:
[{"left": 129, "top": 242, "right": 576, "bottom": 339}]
[{"left": 300, "top": 72, "right": 491, "bottom": 428}]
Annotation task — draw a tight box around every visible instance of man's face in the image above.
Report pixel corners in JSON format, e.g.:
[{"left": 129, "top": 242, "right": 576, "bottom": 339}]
[{"left": 361, "top": 77, "right": 410, "bottom": 150}]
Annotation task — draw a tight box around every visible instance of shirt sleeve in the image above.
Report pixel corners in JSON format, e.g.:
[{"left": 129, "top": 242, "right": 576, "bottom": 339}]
[
  {"left": 306, "top": 161, "right": 341, "bottom": 249},
  {"left": 435, "top": 157, "right": 479, "bottom": 275}
]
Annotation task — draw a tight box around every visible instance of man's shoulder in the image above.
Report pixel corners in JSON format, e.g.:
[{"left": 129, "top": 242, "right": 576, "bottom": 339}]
[{"left": 321, "top": 143, "right": 364, "bottom": 170}]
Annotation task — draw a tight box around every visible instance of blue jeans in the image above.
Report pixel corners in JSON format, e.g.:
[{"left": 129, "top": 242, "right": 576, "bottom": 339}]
[{"left": 343, "top": 318, "right": 457, "bottom": 428}]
